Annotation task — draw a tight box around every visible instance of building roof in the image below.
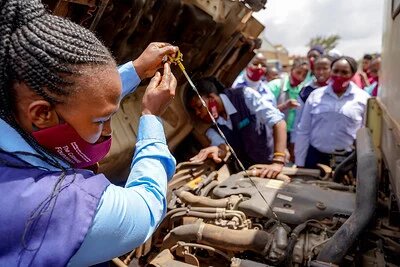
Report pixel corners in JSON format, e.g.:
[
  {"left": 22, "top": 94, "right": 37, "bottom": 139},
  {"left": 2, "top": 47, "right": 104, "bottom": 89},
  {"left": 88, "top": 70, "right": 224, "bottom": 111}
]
[{"left": 259, "top": 36, "right": 277, "bottom": 52}]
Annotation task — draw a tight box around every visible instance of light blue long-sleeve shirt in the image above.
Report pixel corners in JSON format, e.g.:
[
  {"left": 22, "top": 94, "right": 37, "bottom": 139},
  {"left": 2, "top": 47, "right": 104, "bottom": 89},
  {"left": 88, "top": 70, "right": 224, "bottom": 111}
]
[
  {"left": 206, "top": 87, "right": 284, "bottom": 146},
  {"left": 0, "top": 61, "right": 176, "bottom": 266},
  {"left": 294, "top": 82, "right": 370, "bottom": 166}
]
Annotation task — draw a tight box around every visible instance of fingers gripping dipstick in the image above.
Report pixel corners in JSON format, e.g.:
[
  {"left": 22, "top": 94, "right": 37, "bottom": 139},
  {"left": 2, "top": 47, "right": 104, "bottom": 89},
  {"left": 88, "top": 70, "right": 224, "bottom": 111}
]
[
  {"left": 167, "top": 50, "right": 185, "bottom": 71},
  {"left": 168, "top": 50, "right": 282, "bottom": 223}
]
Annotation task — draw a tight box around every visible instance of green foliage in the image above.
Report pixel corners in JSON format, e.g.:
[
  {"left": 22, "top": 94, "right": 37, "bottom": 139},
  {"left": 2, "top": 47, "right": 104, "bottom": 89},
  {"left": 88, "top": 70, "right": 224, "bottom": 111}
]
[{"left": 307, "top": 35, "right": 341, "bottom": 51}]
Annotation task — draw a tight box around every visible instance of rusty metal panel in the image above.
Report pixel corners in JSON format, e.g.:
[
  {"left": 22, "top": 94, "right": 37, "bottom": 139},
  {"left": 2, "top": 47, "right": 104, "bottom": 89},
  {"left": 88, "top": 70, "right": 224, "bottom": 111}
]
[
  {"left": 367, "top": 98, "right": 400, "bottom": 207},
  {"left": 44, "top": 0, "right": 265, "bottom": 183},
  {"left": 366, "top": 98, "right": 383, "bottom": 175}
]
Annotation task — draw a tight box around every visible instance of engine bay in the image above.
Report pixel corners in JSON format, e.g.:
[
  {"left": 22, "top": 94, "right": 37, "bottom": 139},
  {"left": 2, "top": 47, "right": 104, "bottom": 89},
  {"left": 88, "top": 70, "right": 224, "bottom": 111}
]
[
  {"left": 40, "top": 2, "right": 400, "bottom": 266},
  {"left": 115, "top": 129, "right": 400, "bottom": 267}
]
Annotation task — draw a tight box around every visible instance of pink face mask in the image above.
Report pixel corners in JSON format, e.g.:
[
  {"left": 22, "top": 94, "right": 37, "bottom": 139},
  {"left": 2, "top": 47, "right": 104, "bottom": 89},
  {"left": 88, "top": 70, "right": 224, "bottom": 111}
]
[
  {"left": 32, "top": 123, "right": 112, "bottom": 169},
  {"left": 246, "top": 66, "right": 266, "bottom": 82},
  {"left": 331, "top": 76, "right": 351, "bottom": 94}
]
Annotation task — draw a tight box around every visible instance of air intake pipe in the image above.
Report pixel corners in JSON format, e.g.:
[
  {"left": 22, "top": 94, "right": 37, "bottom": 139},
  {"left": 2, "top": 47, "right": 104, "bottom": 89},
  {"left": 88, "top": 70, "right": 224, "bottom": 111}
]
[
  {"left": 317, "top": 128, "right": 378, "bottom": 264},
  {"left": 162, "top": 221, "right": 273, "bottom": 256}
]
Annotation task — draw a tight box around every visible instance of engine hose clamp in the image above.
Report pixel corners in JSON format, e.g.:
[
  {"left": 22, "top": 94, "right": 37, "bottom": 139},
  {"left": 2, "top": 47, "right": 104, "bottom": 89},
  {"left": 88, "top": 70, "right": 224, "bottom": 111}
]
[{"left": 196, "top": 222, "right": 205, "bottom": 242}]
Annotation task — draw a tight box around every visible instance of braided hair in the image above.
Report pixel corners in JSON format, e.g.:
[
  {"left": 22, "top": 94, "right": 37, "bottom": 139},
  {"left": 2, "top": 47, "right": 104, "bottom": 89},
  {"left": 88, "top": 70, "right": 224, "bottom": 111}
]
[
  {"left": 0, "top": 0, "right": 115, "bottom": 167},
  {"left": 0, "top": 1, "right": 117, "bottom": 257}
]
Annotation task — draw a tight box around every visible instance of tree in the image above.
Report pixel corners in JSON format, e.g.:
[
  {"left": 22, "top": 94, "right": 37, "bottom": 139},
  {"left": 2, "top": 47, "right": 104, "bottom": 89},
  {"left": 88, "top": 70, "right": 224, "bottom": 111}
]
[{"left": 307, "top": 35, "right": 341, "bottom": 51}]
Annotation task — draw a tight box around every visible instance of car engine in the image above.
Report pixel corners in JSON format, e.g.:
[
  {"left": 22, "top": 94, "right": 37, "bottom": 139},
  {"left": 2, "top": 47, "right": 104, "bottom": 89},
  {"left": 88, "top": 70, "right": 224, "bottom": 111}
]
[
  {"left": 42, "top": 2, "right": 400, "bottom": 266},
  {"left": 113, "top": 129, "right": 399, "bottom": 267}
]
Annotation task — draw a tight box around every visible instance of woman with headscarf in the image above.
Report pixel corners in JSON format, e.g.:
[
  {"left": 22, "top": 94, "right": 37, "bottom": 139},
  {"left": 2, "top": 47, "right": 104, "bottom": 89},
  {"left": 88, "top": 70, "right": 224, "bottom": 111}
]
[{"left": 295, "top": 56, "right": 370, "bottom": 168}]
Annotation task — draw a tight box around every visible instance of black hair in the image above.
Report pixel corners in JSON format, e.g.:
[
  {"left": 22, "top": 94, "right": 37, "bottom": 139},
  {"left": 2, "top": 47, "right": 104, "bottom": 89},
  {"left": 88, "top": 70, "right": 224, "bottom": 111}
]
[
  {"left": 315, "top": 55, "right": 332, "bottom": 65},
  {"left": 363, "top": 54, "right": 373, "bottom": 60},
  {"left": 0, "top": 0, "right": 114, "bottom": 167},
  {"left": 185, "top": 76, "right": 225, "bottom": 109},
  {"left": 291, "top": 58, "right": 309, "bottom": 71},
  {"left": 331, "top": 56, "right": 358, "bottom": 74}
]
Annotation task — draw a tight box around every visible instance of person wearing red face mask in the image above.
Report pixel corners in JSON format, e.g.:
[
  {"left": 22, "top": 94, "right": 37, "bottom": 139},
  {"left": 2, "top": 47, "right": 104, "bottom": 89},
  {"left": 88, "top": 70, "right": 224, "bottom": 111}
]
[
  {"left": 304, "top": 45, "right": 325, "bottom": 84},
  {"left": 352, "top": 54, "right": 373, "bottom": 89},
  {"left": 294, "top": 56, "right": 370, "bottom": 168},
  {"left": 232, "top": 53, "right": 277, "bottom": 105},
  {"left": 266, "top": 58, "right": 309, "bottom": 160},
  {"left": 291, "top": 56, "right": 332, "bottom": 161},
  {"left": 0, "top": 1, "right": 178, "bottom": 266},
  {"left": 187, "top": 77, "right": 287, "bottom": 179},
  {"left": 365, "top": 56, "right": 381, "bottom": 96}
]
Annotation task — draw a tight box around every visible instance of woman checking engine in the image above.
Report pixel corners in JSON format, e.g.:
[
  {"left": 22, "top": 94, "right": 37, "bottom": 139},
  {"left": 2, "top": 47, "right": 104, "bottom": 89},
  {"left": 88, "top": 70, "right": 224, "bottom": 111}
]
[{"left": 0, "top": 0, "right": 178, "bottom": 266}]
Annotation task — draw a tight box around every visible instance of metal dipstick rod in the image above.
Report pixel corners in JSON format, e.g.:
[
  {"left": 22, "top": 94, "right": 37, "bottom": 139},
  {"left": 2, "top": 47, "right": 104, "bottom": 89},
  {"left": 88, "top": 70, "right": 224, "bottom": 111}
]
[{"left": 168, "top": 51, "right": 281, "bottom": 222}]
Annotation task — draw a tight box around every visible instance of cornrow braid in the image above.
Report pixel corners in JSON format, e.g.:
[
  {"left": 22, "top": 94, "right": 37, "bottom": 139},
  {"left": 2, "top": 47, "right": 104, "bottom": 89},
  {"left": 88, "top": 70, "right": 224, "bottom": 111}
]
[{"left": 0, "top": 0, "right": 115, "bottom": 166}]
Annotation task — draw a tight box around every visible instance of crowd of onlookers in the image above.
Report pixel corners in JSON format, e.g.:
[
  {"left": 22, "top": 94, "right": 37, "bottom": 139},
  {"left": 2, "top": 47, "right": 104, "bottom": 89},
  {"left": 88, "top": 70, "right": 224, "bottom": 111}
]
[{"left": 188, "top": 46, "right": 381, "bottom": 176}]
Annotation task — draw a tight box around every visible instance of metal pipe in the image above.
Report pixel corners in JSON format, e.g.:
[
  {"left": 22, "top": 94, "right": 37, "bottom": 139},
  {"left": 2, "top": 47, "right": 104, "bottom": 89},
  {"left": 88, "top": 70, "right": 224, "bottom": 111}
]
[
  {"left": 200, "top": 180, "right": 219, "bottom": 196},
  {"left": 166, "top": 207, "right": 224, "bottom": 219},
  {"left": 162, "top": 222, "right": 273, "bottom": 255},
  {"left": 195, "top": 171, "right": 217, "bottom": 195},
  {"left": 175, "top": 190, "right": 229, "bottom": 207},
  {"left": 332, "top": 151, "right": 356, "bottom": 183},
  {"left": 171, "top": 242, "right": 231, "bottom": 261},
  {"left": 231, "top": 257, "right": 273, "bottom": 267},
  {"left": 317, "top": 128, "right": 378, "bottom": 264},
  {"left": 170, "top": 210, "right": 244, "bottom": 226}
]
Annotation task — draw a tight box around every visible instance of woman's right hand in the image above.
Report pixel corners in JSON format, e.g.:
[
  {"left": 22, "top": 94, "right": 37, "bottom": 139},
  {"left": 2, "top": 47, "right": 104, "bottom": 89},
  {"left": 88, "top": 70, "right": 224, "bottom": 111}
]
[
  {"left": 278, "top": 99, "right": 300, "bottom": 111},
  {"left": 141, "top": 63, "right": 177, "bottom": 116},
  {"left": 190, "top": 146, "right": 224, "bottom": 163}
]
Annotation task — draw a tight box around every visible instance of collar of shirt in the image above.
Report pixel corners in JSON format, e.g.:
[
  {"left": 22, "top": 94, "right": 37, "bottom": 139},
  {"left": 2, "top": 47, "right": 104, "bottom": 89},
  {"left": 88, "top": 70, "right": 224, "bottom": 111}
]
[
  {"left": 282, "top": 75, "right": 302, "bottom": 92},
  {"left": 310, "top": 78, "right": 320, "bottom": 88},
  {"left": 325, "top": 81, "right": 356, "bottom": 99},
  {"left": 243, "top": 74, "right": 262, "bottom": 90},
  {"left": 0, "top": 118, "right": 68, "bottom": 170},
  {"left": 216, "top": 93, "right": 237, "bottom": 130}
]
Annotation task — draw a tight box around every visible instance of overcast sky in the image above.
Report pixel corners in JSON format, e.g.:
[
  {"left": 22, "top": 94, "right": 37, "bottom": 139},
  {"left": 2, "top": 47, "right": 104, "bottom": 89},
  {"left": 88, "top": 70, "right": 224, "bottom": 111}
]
[{"left": 253, "top": 0, "right": 384, "bottom": 60}]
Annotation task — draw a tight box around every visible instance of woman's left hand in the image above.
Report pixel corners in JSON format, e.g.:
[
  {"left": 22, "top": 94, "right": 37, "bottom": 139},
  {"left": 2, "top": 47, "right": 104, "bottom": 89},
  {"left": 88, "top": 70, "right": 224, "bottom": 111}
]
[{"left": 258, "top": 163, "right": 284, "bottom": 179}]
